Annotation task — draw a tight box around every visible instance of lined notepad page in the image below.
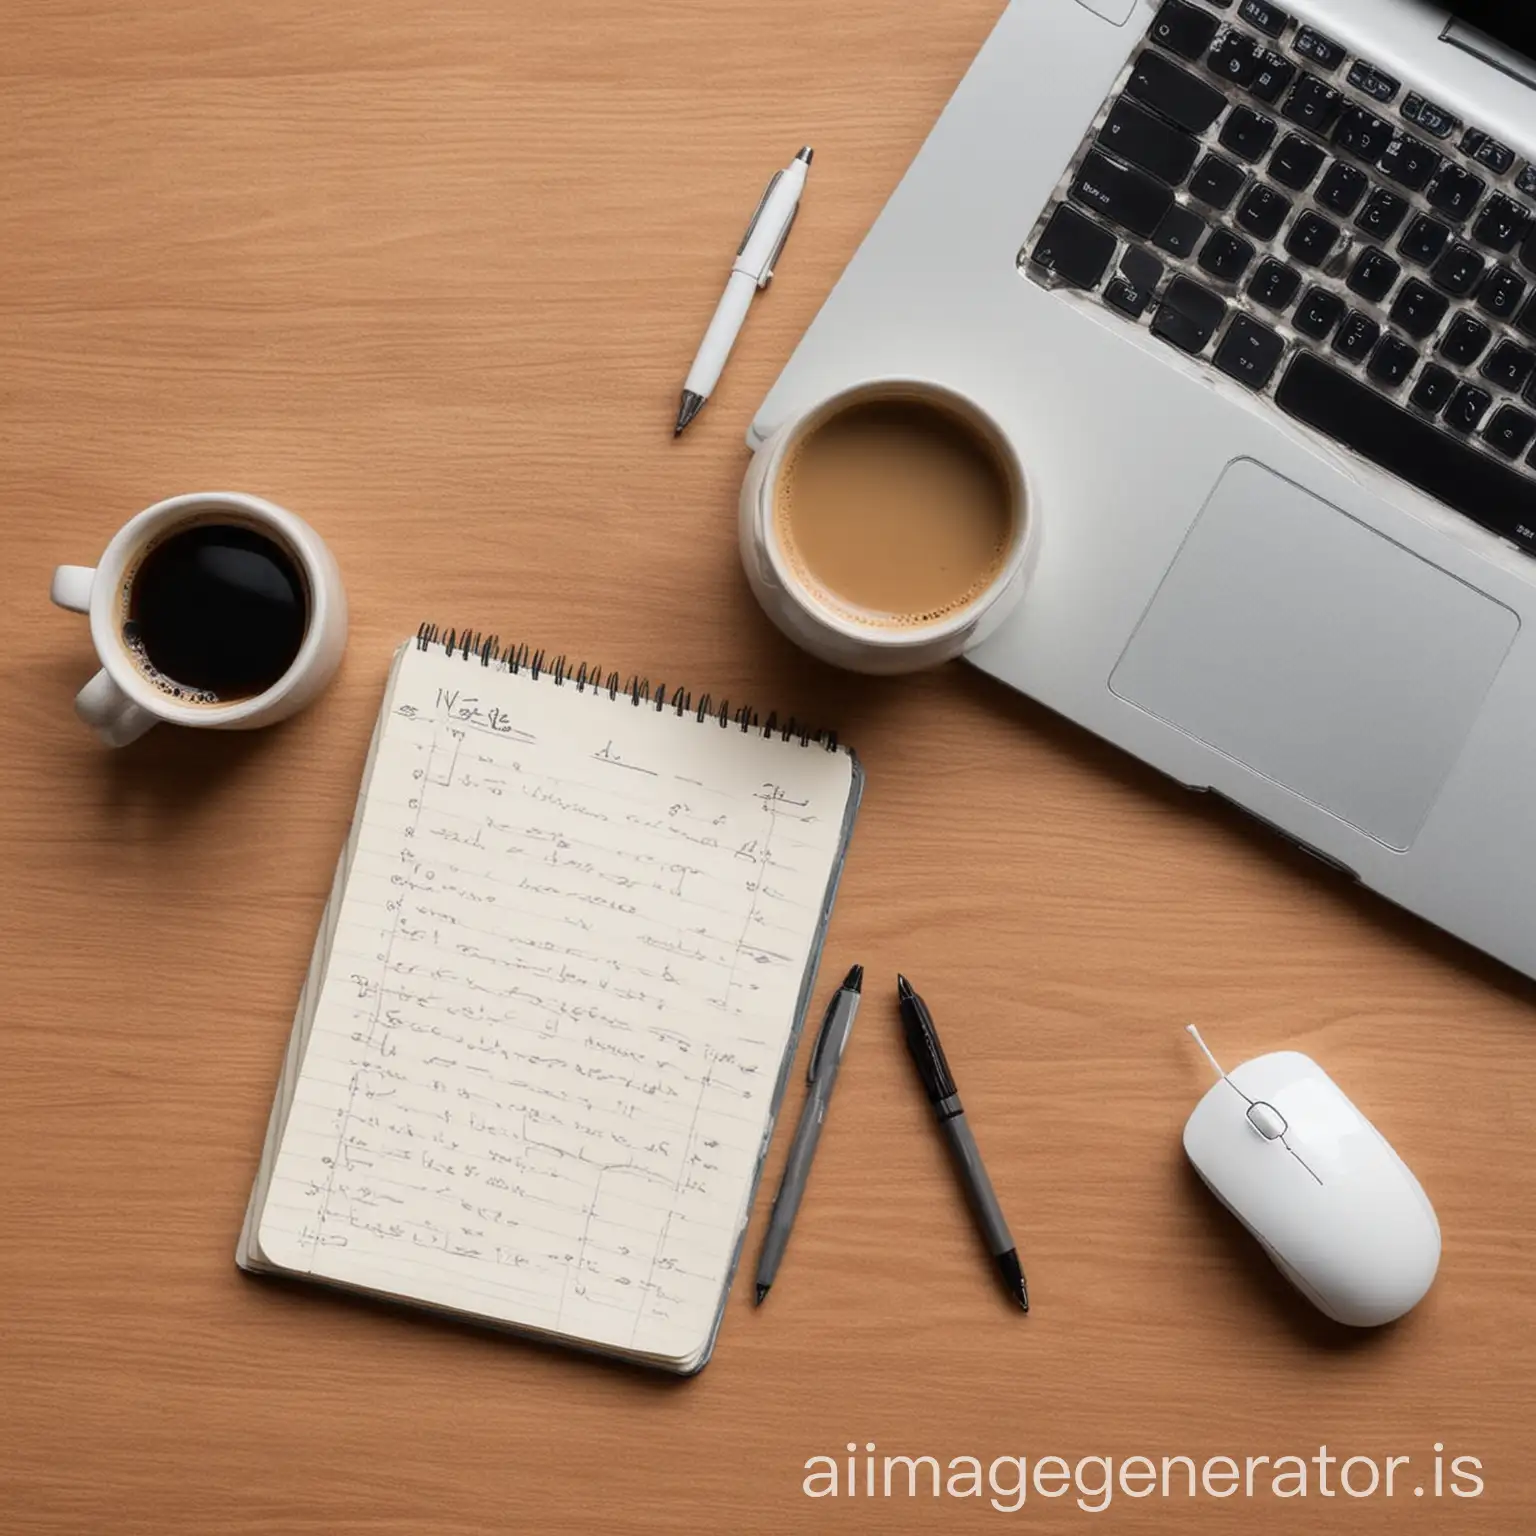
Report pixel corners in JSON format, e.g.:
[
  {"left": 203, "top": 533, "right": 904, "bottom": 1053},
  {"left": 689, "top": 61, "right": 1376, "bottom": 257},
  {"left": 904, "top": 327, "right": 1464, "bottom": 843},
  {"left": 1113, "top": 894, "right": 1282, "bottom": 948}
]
[{"left": 258, "top": 645, "right": 853, "bottom": 1366}]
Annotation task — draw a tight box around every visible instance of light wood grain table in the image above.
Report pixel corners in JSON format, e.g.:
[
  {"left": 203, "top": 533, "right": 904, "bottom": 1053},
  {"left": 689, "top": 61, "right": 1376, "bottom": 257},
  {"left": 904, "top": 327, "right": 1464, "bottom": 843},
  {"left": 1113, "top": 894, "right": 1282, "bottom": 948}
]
[{"left": 3, "top": 2, "right": 1533, "bottom": 1531}]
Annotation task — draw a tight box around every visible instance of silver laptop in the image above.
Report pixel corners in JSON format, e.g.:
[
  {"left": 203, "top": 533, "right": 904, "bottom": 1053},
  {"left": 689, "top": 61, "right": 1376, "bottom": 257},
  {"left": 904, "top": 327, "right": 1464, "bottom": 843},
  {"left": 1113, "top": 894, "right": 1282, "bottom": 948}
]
[{"left": 753, "top": 0, "right": 1536, "bottom": 979}]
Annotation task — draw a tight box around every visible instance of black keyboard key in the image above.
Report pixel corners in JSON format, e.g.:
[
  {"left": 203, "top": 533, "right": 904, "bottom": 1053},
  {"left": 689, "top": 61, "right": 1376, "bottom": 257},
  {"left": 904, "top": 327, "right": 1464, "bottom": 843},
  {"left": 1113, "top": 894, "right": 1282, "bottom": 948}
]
[
  {"left": 1220, "top": 105, "right": 1277, "bottom": 162},
  {"left": 1477, "top": 140, "right": 1515, "bottom": 176},
  {"left": 1030, "top": 205, "right": 1117, "bottom": 289},
  {"left": 1294, "top": 26, "right": 1345, "bottom": 70},
  {"left": 1247, "top": 257, "right": 1301, "bottom": 310},
  {"left": 1105, "top": 245, "right": 1166, "bottom": 316},
  {"left": 1198, "top": 227, "right": 1256, "bottom": 282},
  {"left": 1238, "top": 0, "right": 1289, "bottom": 37},
  {"left": 1357, "top": 189, "right": 1410, "bottom": 240},
  {"left": 1333, "top": 310, "right": 1381, "bottom": 362},
  {"left": 1432, "top": 244, "right": 1485, "bottom": 297},
  {"left": 1426, "top": 165, "right": 1485, "bottom": 224},
  {"left": 1294, "top": 285, "right": 1346, "bottom": 339},
  {"left": 1236, "top": 181, "right": 1291, "bottom": 240},
  {"left": 1348, "top": 61, "right": 1400, "bottom": 105},
  {"left": 1122, "top": 245, "right": 1164, "bottom": 293},
  {"left": 1444, "top": 384, "right": 1492, "bottom": 433},
  {"left": 1410, "top": 363, "right": 1457, "bottom": 415},
  {"left": 1391, "top": 278, "right": 1450, "bottom": 339},
  {"left": 1521, "top": 165, "right": 1536, "bottom": 199},
  {"left": 1127, "top": 51, "right": 1227, "bottom": 136},
  {"left": 1440, "top": 312, "right": 1492, "bottom": 367},
  {"left": 1248, "top": 50, "right": 1296, "bottom": 106},
  {"left": 1494, "top": 344, "right": 1536, "bottom": 400},
  {"left": 1189, "top": 153, "right": 1247, "bottom": 210},
  {"left": 1520, "top": 226, "right": 1536, "bottom": 278},
  {"left": 1152, "top": 275, "right": 1227, "bottom": 353},
  {"left": 1269, "top": 133, "right": 1325, "bottom": 190},
  {"left": 1100, "top": 98, "right": 1203, "bottom": 185},
  {"left": 1481, "top": 340, "right": 1535, "bottom": 392},
  {"left": 1401, "top": 94, "right": 1459, "bottom": 141},
  {"left": 1399, "top": 215, "right": 1452, "bottom": 267},
  {"left": 1152, "top": 202, "right": 1206, "bottom": 256},
  {"left": 1282, "top": 73, "right": 1342, "bottom": 134},
  {"left": 1462, "top": 128, "right": 1515, "bottom": 176},
  {"left": 1316, "top": 161, "right": 1369, "bottom": 216},
  {"left": 1379, "top": 134, "right": 1440, "bottom": 192},
  {"left": 1104, "top": 275, "right": 1150, "bottom": 317},
  {"left": 1516, "top": 295, "right": 1536, "bottom": 341},
  {"left": 1347, "top": 247, "right": 1400, "bottom": 304},
  {"left": 1484, "top": 405, "right": 1536, "bottom": 459},
  {"left": 1473, "top": 195, "right": 1533, "bottom": 255},
  {"left": 1150, "top": 0, "right": 1221, "bottom": 59},
  {"left": 1286, "top": 209, "right": 1340, "bottom": 266},
  {"left": 1478, "top": 266, "right": 1527, "bottom": 321},
  {"left": 1333, "top": 106, "right": 1394, "bottom": 164},
  {"left": 1207, "top": 29, "right": 1265, "bottom": 87},
  {"left": 1215, "top": 312, "right": 1285, "bottom": 387},
  {"left": 1367, "top": 334, "right": 1418, "bottom": 388},
  {"left": 1277, "top": 353, "right": 1536, "bottom": 552},
  {"left": 1071, "top": 151, "right": 1175, "bottom": 238}
]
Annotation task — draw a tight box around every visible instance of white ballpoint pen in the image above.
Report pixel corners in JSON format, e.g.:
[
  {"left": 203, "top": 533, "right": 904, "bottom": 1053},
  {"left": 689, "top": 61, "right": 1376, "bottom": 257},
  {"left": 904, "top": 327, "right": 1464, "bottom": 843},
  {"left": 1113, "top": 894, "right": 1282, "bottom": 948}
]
[{"left": 675, "top": 145, "right": 812, "bottom": 436}]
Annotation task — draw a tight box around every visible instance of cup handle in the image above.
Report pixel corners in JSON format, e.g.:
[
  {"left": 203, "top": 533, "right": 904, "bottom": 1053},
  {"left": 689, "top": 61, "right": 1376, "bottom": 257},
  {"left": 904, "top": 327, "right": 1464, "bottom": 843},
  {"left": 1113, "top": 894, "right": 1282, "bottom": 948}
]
[
  {"left": 75, "top": 669, "right": 157, "bottom": 748},
  {"left": 51, "top": 564, "right": 96, "bottom": 613}
]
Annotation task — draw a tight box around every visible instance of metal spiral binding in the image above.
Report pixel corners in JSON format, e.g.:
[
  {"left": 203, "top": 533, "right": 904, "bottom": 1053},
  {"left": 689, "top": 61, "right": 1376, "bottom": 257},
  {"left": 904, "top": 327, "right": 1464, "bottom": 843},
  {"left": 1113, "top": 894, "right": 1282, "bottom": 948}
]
[{"left": 414, "top": 622, "right": 839, "bottom": 751}]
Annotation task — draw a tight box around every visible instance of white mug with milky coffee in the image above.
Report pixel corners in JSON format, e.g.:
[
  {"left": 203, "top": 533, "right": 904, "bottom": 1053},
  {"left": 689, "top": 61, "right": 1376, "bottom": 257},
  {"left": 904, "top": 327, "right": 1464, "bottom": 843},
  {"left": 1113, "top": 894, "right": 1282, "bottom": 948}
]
[
  {"left": 50, "top": 492, "right": 347, "bottom": 748},
  {"left": 739, "top": 379, "right": 1037, "bottom": 675}
]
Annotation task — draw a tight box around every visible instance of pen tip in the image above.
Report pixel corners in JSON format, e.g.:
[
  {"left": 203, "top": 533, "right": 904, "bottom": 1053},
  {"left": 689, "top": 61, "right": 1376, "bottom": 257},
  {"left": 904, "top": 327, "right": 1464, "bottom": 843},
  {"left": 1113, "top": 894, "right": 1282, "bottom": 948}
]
[
  {"left": 998, "top": 1250, "right": 1029, "bottom": 1313},
  {"left": 842, "top": 964, "right": 863, "bottom": 994},
  {"left": 755, "top": 1283, "right": 770, "bottom": 1306},
  {"left": 896, "top": 973, "right": 914, "bottom": 1001},
  {"left": 796, "top": 145, "right": 813, "bottom": 165},
  {"left": 674, "top": 390, "right": 706, "bottom": 436}
]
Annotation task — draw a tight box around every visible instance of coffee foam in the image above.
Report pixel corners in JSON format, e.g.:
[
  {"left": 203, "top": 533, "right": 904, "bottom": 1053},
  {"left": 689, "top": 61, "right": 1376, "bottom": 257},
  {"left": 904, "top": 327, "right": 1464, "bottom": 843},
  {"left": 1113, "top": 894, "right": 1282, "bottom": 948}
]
[
  {"left": 118, "top": 622, "right": 220, "bottom": 704},
  {"left": 771, "top": 398, "right": 1017, "bottom": 630}
]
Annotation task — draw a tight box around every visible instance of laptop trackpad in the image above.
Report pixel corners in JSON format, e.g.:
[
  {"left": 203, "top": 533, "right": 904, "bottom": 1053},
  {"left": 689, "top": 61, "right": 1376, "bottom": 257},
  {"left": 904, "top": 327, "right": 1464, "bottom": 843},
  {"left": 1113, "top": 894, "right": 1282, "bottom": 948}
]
[{"left": 1110, "top": 460, "right": 1519, "bottom": 850}]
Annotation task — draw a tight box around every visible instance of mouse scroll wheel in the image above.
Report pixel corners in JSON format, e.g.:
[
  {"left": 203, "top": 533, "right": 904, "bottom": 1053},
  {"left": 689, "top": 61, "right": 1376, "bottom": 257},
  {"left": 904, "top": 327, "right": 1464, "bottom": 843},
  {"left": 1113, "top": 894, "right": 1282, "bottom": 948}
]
[{"left": 1246, "top": 1101, "right": 1289, "bottom": 1140}]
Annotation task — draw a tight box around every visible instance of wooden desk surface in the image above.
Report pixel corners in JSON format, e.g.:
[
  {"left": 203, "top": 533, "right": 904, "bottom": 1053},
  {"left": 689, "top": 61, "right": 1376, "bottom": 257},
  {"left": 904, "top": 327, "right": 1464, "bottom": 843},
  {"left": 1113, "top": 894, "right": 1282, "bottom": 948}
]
[{"left": 3, "top": 2, "right": 1534, "bottom": 1531}]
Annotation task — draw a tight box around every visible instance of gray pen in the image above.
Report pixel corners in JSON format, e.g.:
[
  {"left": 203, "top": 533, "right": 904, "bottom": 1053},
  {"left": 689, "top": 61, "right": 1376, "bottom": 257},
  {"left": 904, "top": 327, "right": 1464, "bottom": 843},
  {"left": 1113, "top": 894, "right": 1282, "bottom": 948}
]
[
  {"left": 896, "top": 974, "right": 1029, "bottom": 1312},
  {"left": 754, "top": 964, "right": 863, "bottom": 1305}
]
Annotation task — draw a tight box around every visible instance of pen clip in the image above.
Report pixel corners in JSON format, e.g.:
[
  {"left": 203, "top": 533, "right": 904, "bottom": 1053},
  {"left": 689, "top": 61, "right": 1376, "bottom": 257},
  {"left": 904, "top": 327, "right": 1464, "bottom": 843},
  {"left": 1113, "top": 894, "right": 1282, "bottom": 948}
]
[
  {"left": 806, "top": 993, "right": 840, "bottom": 1083},
  {"left": 737, "top": 169, "right": 784, "bottom": 257},
  {"left": 757, "top": 204, "right": 798, "bottom": 290}
]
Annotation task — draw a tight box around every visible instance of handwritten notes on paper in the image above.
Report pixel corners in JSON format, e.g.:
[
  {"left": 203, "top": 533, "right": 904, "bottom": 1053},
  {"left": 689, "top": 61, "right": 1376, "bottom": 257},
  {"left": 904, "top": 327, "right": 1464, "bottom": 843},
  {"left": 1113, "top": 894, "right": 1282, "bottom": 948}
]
[{"left": 259, "top": 645, "right": 853, "bottom": 1363}]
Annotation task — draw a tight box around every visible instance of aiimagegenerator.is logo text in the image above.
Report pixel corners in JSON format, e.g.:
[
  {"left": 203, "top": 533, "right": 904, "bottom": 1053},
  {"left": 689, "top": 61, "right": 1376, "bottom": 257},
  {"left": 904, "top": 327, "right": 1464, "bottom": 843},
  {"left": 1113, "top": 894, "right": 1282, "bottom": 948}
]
[{"left": 802, "top": 1441, "right": 1484, "bottom": 1514}]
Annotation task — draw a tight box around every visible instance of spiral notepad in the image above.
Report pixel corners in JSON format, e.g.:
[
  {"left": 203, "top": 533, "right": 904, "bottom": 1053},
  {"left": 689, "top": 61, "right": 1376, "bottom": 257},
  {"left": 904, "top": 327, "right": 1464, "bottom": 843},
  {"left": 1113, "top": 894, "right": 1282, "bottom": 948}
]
[{"left": 238, "top": 627, "right": 862, "bottom": 1373}]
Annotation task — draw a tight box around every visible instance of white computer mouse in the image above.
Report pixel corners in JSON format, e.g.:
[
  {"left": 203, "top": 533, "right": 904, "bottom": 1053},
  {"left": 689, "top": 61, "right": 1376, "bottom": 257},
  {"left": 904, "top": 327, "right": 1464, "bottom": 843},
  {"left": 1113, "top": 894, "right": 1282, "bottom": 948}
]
[{"left": 1182, "top": 1029, "right": 1440, "bottom": 1328}]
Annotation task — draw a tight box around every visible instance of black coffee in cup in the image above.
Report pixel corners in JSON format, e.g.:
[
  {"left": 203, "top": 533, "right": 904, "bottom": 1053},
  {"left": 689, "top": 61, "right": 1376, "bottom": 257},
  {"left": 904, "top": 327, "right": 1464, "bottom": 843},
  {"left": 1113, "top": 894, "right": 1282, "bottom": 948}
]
[{"left": 122, "top": 523, "right": 308, "bottom": 703}]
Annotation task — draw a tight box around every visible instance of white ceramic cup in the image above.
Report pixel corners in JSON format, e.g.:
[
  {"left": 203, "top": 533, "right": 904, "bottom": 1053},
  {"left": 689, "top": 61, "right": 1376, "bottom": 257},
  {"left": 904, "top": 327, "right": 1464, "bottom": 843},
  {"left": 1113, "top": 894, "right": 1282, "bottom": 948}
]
[
  {"left": 50, "top": 492, "right": 347, "bottom": 747},
  {"left": 738, "top": 379, "right": 1037, "bottom": 675}
]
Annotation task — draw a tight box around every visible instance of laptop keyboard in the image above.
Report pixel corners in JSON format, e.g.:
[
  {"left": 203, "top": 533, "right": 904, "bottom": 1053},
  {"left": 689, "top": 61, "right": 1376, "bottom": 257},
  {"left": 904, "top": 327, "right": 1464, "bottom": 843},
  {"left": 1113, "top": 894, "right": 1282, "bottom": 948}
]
[{"left": 1024, "top": 0, "right": 1536, "bottom": 556}]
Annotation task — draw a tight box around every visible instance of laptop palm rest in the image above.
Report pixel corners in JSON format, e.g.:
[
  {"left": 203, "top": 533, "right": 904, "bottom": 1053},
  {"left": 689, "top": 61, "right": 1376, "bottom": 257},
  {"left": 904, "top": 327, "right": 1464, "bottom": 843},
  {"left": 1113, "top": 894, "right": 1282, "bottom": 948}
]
[{"left": 1109, "top": 460, "right": 1519, "bottom": 851}]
